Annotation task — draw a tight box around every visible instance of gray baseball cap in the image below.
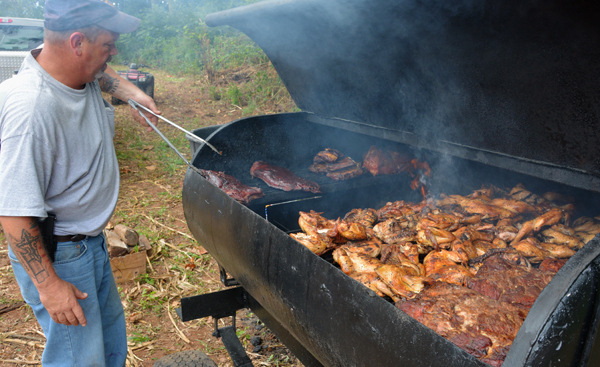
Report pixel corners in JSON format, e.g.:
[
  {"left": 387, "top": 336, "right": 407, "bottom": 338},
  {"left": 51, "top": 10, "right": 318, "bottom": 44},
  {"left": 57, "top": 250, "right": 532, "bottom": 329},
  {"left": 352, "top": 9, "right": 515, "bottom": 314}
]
[{"left": 44, "top": 0, "right": 141, "bottom": 33}]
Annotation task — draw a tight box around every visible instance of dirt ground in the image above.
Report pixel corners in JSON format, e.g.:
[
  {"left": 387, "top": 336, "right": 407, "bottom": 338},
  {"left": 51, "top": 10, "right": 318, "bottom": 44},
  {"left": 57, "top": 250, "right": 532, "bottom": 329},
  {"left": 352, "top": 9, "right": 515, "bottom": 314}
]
[{"left": 0, "top": 66, "right": 302, "bottom": 367}]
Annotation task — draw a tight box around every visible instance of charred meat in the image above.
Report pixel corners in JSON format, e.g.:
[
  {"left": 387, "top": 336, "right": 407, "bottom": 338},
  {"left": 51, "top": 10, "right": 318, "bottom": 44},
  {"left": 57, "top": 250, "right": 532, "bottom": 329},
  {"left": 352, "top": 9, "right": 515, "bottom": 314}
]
[
  {"left": 309, "top": 149, "right": 364, "bottom": 180},
  {"left": 250, "top": 161, "right": 321, "bottom": 193},
  {"left": 201, "top": 169, "right": 264, "bottom": 204}
]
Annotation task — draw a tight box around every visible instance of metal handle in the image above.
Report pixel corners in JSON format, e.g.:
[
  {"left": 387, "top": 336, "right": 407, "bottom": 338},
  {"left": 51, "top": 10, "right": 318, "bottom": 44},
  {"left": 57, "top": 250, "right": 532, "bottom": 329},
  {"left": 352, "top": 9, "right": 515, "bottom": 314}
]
[
  {"left": 127, "top": 99, "right": 208, "bottom": 178},
  {"left": 128, "top": 99, "right": 222, "bottom": 155}
]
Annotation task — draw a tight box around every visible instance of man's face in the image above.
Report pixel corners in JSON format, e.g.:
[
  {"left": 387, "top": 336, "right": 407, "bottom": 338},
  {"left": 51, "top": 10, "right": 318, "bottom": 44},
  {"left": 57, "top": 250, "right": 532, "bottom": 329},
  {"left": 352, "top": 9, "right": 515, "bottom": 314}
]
[{"left": 80, "top": 30, "right": 119, "bottom": 82}]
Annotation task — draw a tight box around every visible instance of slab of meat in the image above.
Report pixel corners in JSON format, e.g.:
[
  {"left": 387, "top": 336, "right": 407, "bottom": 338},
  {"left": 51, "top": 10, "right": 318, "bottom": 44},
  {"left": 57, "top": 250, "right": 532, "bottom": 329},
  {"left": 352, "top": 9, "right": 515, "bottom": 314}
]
[
  {"left": 309, "top": 152, "right": 365, "bottom": 180},
  {"left": 200, "top": 170, "right": 264, "bottom": 205},
  {"left": 250, "top": 161, "right": 321, "bottom": 193},
  {"left": 466, "top": 251, "right": 555, "bottom": 311},
  {"left": 397, "top": 282, "right": 527, "bottom": 366},
  {"left": 362, "top": 146, "right": 398, "bottom": 176},
  {"left": 313, "top": 148, "right": 343, "bottom": 163}
]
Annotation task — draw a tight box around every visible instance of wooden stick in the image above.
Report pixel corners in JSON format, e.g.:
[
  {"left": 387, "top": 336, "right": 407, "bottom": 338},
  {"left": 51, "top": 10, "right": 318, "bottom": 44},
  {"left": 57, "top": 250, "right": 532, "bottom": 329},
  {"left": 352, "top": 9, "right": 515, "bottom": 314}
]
[
  {"left": 140, "top": 213, "right": 194, "bottom": 240},
  {"left": 0, "top": 359, "right": 41, "bottom": 365},
  {"left": 166, "top": 304, "right": 190, "bottom": 344},
  {"left": 159, "top": 239, "right": 193, "bottom": 260}
]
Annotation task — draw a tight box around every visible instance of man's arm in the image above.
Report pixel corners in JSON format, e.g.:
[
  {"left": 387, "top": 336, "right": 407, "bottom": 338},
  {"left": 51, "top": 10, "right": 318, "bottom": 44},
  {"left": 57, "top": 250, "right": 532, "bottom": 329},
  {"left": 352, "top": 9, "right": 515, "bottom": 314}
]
[
  {"left": 0, "top": 216, "right": 88, "bottom": 326},
  {"left": 99, "top": 65, "right": 162, "bottom": 131}
]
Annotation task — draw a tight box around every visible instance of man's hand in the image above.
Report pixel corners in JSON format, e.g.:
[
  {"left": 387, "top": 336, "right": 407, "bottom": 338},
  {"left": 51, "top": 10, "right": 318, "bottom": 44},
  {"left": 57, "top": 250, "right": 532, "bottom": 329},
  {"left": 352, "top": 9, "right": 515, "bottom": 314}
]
[
  {"left": 129, "top": 90, "right": 161, "bottom": 132},
  {"left": 38, "top": 277, "right": 88, "bottom": 326},
  {"left": 99, "top": 65, "right": 162, "bottom": 131},
  {"left": 0, "top": 216, "right": 89, "bottom": 327}
]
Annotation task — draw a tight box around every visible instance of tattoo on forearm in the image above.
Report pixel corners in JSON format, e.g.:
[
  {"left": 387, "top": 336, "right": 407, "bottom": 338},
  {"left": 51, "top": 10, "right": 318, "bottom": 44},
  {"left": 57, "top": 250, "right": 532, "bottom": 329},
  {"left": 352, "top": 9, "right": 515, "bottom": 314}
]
[
  {"left": 99, "top": 73, "right": 120, "bottom": 94},
  {"left": 9, "top": 228, "right": 49, "bottom": 283}
]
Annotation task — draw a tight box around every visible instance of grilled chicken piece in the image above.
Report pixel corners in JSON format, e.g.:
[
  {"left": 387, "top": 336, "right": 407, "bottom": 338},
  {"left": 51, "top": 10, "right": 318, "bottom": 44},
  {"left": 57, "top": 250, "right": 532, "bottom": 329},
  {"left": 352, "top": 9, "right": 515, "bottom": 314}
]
[
  {"left": 453, "top": 226, "right": 494, "bottom": 242},
  {"left": 423, "top": 250, "right": 472, "bottom": 285},
  {"left": 542, "top": 191, "right": 574, "bottom": 203},
  {"left": 250, "top": 161, "right": 321, "bottom": 193},
  {"left": 333, "top": 247, "right": 383, "bottom": 274},
  {"left": 511, "top": 238, "right": 551, "bottom": 263},
  {"left": 373, "top": 218, "right": 417, "bottom": 245},
  {"left": 573, "top": 217, "right": 600, "bottom": 232},
  {"left": 490, "top": 198, "right": 537, "bottom": 215},
  {"left": 376, "top": 200, "right": 427, "bottom": 221},
  {"left": 495, "top": 225, "right": 519, "bottom": 242},
  {"left": 416, "top": 227, "right": 456, "bottom": 249},
  {"left": 541, "top": 228, "right": 584, "bottom": 249},
  {"left": 330, "top": 220, "right": 368, "bottom": 241},
  {"left": 290, "top": 232, "right": 332, "bottom": 255},
  {"left": 438, "top": 195, "right": 514, "bottom": 219},
  {"left": 509, "top": 208, "right": 564, "bottom": 246},
  {"left": 397, "top": 282, "right": 527, "bottom": 366},
  {"left": 381, "top": 242, "right": 421, "bottom": 265},
  {"left": 344, "top": 208, "right": 378, "bottom": 228},
  {"left": 509, "top": 184, "right": 546, "bottom": 204},
  {"left": 537, "top": 241, "right": 576, "bottom": 258},
  {"left": 347, "top": 272, "right": 396, "bottom": 299},
  {"left": 450, "top": 239, "right": 479, "bottom": 261},
  {"left": 339, "top": 240, "right": 381, "bottom": 258},
  {"left": 313, "top": 148, "right": 343, "bottom": 163},
  {"left": 298, "top": 210, "right": 336, "bottom": 236},
  {"left": 380, "top": 245, "right": 424, "bottom": 275},
  {"left": 375, "top": 264, "right": 430, "bottom": 299},
  {"left": 417, "top": 213, "right": 462, "bottom": 232}
]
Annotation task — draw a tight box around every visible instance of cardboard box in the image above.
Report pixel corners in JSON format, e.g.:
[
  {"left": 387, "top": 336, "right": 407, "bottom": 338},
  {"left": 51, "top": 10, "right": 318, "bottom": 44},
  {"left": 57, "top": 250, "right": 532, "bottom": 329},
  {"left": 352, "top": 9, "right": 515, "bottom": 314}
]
[{"left": 110, "top": 250, "right": 147, "bottom": 283}]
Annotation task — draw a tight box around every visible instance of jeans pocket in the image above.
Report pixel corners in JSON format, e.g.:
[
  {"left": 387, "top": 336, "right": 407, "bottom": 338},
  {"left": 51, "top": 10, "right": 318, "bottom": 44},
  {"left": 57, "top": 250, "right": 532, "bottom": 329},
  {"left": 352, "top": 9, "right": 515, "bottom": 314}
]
[{"left": 53, "top": 241, "right": 88, "bottom": 264}]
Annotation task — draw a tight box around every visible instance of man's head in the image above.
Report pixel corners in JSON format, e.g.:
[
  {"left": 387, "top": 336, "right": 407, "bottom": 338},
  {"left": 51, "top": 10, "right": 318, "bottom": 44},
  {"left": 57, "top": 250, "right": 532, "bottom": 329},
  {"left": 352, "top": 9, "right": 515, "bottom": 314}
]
[
  {"left": 44, "top": 0, "right": 140, "bottom": 34},
  {"left": 41, "top": 0, "right": 139, "bottom": 86}
]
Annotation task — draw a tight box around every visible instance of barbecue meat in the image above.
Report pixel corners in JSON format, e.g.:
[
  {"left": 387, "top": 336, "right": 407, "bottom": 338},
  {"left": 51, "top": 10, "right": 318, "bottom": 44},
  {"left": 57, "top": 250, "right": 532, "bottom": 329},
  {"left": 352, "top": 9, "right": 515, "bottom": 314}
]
[
  {"left": 423, "top": 250, "right": 473, "bottom": 285},
  {"left": 362, "top": 146, "right": 398, "bottom": 176},
  {"left": 344, "top": 208, "right": 378, "bottom": 228},
  {"left": 250, "top": 161, "right": 320, "bottom": 193},
  {"left": 466, "top": 252, "right": 555, "bottom": 311},
  {"left": 290, "top": 232, "right": 332, "bottom": 255},
  {"left": 313, "top": 148, "right": 343, "bottom": 163},
  {"left": 309, "top": 154, "right": 364, "bottom": 180},
  {"left": 201, "top": 170, "right": 264, "bottom": 204},
  {"left": 397, "top": 282, "right": 527, "bottom": 366},
  {"left": 326, "top": 165, "right": 364, "bottom": 181}
]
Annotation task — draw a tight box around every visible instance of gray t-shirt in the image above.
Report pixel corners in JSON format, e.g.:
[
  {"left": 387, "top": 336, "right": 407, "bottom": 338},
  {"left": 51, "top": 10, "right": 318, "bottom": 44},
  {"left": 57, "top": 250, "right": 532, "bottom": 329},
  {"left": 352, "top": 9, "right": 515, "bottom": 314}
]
[{"left": 0, "top": 49, "right": 119, "bottom": 236}]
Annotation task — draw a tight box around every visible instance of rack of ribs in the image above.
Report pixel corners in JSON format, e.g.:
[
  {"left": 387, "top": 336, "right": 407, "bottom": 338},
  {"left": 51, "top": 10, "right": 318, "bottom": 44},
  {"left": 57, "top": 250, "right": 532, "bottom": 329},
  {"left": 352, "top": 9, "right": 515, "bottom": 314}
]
[
  {"left": 200, "top": 169, "right": 264, "bottom": 204},
  {"left": 250, "top": 161, "right": 321, "bottom": 193}
]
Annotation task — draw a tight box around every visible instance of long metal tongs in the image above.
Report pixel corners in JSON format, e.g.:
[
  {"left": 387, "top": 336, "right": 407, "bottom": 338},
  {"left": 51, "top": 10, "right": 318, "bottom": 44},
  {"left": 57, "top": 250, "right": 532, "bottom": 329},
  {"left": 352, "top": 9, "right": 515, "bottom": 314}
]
[
  {"left": 128, "top": 99, "right": 222, "bottom": 156},
  {"left": 127, "top": 99, "right": 217, "bottom": 176}
]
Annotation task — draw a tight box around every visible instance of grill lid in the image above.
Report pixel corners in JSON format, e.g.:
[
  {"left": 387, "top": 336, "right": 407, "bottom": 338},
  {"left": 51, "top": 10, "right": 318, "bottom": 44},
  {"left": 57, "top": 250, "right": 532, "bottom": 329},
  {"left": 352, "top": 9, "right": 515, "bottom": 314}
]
[{"left": 205, "top": 0, "right": 600, "bottom": 190}]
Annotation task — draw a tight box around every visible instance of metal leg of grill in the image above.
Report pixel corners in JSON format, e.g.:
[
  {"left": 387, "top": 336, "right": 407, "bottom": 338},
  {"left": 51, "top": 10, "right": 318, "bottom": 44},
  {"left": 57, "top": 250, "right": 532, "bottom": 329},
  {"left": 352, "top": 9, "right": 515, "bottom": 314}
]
[{"left": 176, "top": 287, "right": 253, "bottom": 366}]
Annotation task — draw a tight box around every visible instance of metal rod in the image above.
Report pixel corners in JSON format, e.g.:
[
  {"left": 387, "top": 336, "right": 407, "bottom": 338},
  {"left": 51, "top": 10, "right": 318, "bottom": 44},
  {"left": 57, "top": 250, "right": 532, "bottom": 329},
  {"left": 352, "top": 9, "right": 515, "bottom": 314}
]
[
  {"left": 128, "top": 99, "right": 222, "bottom": 155},
  {"left": 127, "top": 100, "right": 207, "bottom": 177}
]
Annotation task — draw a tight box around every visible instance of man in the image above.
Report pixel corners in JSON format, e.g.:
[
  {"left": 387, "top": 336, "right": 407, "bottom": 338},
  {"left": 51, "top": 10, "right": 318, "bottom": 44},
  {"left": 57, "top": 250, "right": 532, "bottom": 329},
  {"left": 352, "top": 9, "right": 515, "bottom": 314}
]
[{"left": 0, "top": 0, "right": 160, "bottom": 365}]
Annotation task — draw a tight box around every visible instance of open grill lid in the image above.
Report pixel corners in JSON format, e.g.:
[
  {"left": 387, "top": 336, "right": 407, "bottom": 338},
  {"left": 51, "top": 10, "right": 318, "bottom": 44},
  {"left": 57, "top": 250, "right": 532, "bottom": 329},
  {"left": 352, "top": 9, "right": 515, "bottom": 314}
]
[{"left": 205, "top": 0, "right": 600, "bottom": 192}]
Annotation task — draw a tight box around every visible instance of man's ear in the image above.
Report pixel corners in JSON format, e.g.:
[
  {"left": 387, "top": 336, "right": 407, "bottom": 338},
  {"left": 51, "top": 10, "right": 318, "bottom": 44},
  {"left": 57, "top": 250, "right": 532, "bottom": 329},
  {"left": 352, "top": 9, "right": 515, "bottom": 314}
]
[{"left": 69, "top": 32, "right": 85, "bottom": 56}]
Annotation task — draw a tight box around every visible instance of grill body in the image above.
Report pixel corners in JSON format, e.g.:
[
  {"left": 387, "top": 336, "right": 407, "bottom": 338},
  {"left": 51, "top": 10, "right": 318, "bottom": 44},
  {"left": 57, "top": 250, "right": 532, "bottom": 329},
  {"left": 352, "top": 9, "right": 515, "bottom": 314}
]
[{"left": 182, "top": 0, "right": 600, "bottom": 365}]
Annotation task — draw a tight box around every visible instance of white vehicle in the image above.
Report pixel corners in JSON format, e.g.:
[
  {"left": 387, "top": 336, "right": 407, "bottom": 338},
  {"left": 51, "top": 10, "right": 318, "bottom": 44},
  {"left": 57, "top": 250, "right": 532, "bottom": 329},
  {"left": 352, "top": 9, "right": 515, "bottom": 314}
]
[{"left": 0, "top": 17, "right": 44, "bottom": 83}]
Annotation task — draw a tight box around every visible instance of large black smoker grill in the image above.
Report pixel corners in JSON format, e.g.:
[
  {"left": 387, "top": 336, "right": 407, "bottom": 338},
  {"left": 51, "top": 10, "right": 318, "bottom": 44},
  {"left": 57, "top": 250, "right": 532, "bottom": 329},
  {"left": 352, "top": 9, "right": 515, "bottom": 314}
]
[{"left": 179, "top": 0, "right": 600, "bottom": 366}]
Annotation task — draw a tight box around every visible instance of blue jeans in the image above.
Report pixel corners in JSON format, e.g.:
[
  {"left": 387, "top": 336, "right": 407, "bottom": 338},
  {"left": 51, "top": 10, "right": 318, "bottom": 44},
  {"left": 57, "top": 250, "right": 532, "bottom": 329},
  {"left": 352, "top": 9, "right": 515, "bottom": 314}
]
[{"left": 9, "top": 233, "right": 127, "bottom": 367}]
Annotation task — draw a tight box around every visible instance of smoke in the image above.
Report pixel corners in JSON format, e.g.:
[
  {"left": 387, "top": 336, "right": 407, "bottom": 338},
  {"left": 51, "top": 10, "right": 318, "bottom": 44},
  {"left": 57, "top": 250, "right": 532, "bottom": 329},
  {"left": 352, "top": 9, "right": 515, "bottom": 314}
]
[{"left": 206, "top": 0, "right": 600, "bottom": 193}]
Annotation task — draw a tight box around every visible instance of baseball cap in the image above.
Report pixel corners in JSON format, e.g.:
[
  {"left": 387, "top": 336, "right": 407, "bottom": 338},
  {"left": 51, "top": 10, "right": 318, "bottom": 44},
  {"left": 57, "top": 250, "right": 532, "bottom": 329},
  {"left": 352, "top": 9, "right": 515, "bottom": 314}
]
[{"left": 44, "top": 0, "right": 141, "bottom": 33}]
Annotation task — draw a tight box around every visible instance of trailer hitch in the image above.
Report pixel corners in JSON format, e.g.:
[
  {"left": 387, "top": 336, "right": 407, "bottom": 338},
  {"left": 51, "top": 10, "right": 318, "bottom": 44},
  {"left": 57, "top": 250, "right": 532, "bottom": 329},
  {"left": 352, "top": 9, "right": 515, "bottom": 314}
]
[{"left": 176, "top": 287, "right": 253, "bottom": 367}]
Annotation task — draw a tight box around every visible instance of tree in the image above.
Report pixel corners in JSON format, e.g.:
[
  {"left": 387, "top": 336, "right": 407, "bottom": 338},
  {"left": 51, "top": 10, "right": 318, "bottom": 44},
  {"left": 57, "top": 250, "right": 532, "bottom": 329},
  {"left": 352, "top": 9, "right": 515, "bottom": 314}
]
[{"left": 0, "top": 0, "right": 44, "bottom": 19}]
